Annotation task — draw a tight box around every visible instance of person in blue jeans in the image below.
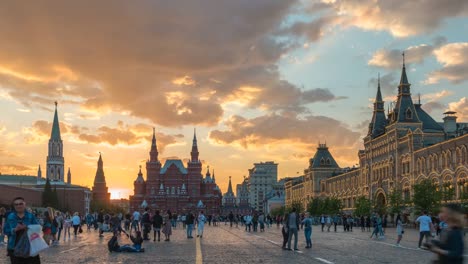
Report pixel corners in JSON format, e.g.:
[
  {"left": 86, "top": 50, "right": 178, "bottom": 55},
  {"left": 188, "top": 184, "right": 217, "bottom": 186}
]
[
  {"left": 185, "top": 212, "right": 194, "bottom": 239},
  {"left": 302, "top": 212, "right": 313, "bottom": 249},
  {"left": 4, "top": 197, "right": 40, "bottom": 263},
  {"left": 416, "top": 211, "right": 433, "bottom": 248}
]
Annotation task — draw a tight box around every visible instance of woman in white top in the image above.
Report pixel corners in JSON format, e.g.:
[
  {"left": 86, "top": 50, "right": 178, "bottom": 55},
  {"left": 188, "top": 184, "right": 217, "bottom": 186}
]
[
  {"left": 63, "top": 213, "right": 72, "bottom": 241},
  {"left": 396, "top": 214, "right": 404, "bottom": 246},
  {"left": 197, "top": 211, "right": 206, "bottom": 238}
]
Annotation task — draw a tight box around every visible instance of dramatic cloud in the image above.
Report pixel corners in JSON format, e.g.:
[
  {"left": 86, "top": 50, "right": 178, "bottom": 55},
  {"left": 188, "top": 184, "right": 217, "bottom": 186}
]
[
  {"left": 316, "top": 0, "right": 468, "bottom": 37},
  {"left": 368, "top": 73, "right": 397, "bottom": 95},
  {"left": 209, "top": 113, "right": 361, "bottom": 161},
  {"left": 368, "top": 44, "right": 435, "bottom": 69},
  {"left": 422, "top": 101, "right": 445, "bottom": 114},
  {"left": 25, "top": 120, "right": 183, "bottom": 151},
  {"left": 448, "top": 97, "right": 468, "bottom": 121},
  {"left": 0, "top": 0, "right": 332, "bottom": 127},
  {"left": 426, "top": 43, "right": 468, "bottom": 84},
  {"left": 0, "top": 164, "right": 33, "bottom": 173}
]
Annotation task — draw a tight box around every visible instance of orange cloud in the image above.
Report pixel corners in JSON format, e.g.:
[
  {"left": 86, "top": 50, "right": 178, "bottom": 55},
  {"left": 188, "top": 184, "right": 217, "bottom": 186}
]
[
  {"left": 427, "top": 43, "right": 468, "bottom": 84},
  {"left": 448, "top": 97, "right": 468, "bottom": 121}
]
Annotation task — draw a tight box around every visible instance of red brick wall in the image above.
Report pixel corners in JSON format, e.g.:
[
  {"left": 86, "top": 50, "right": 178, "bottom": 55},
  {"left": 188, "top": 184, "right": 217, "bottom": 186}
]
[{"left": 0, "top": 184, "right": 42, "bottom": 207}]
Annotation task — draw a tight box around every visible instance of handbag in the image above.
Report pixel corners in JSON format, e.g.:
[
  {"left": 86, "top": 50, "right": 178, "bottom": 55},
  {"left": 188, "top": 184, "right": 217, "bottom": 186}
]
[
  {"left": 14, "top": 231, "right": 31, "bottom": 258},
  {"left": 79, "top": 226, "right": 83, "bottom": 233},
  {"left": 401, "top": 230, "right": 405, "bottom": 234},
  {"left": 28, "top": 224, "right": 49, "bottom": 256}
]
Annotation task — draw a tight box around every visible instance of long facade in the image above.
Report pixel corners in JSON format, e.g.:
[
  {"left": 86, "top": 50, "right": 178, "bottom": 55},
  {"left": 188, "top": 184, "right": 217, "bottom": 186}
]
[
  {"left": 129, "top": 130, "right": 222, "bottom": 215},
  {"left": 285, "top": 60, "right": 468, "bottom": 212}
]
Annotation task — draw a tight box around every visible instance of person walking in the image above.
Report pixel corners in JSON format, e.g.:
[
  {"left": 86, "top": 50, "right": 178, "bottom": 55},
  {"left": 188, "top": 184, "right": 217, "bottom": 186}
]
[
  {"left": 320, "top": 214, "right": 325, "bottom": 232},
  {"left": 395, "top": 214, "right": 404, "bottom": 247},
  {"left": 426, "top": 204, "right": 464, "bottom": 264},
  {"left": 0, "top": 207, "right": 6, "bottom": 245},
  {"left": 365, "top": 215, "right": 371, "bottom": 232},
  {"left": 326, "top": 215, "right": 332, "bottom": 232},
  {"left": 132, "top": 210, "right": 141, "bottom": 232},
  {"left": 281, "top": 213, "right": 289, "bottom": 250},
  {"left": 244, "top": 214, "right": 252, "bottom": 232},
  {"left": 228, "top": 211, "right": 234, "bottom": 228},
  {"left": 197, "top": 211, "right": 206, "bottom": 238},
  {"left": 286, "top": 208, "right": 300, "bottom": 251},
  {"left": 162, "top": 210, "right": 172, "bottom": 242},
  {"left": 72, "top": 212, "right": 81, "bottom": 236},
  {"left": 416, "top": 211, "right": 433, "bottom": 249},
  {"left": 259, "top": 213, "right": 265, "bottom": 232},
  {"left": 151, "top": 210, "right": 163, "bottom": 242},
  {"left": 333, "top": 215, "right": 339, "bottom": 232},
  {"left": 185, "top": 212, "right": 194, "bottom": 239},
  {"left": 141, "top": 207, "right": 152, "bottom": 241},
  {"left": 63, "top": 212, "right": 72, "bottom": 241},
  {"left": 359, "top": 215, "right": 366, "bottom": 232},
  {"left": 302, "top": 212, "right": 312, "bottom": 249},
  {"left": 4, "top": 197, "right": 41, "bottom": 264}
]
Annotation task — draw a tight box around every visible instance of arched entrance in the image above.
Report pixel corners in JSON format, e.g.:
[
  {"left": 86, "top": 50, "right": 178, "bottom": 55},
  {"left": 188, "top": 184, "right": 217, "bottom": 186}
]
[{"left": 374, "top": 191, "right": 387, "bottom": 215}]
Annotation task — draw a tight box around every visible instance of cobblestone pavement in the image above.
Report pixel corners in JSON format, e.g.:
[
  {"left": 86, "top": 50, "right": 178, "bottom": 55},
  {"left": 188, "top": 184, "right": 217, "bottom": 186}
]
[{"left": 0, "top": 224, "right": 466, "bottom": 263}]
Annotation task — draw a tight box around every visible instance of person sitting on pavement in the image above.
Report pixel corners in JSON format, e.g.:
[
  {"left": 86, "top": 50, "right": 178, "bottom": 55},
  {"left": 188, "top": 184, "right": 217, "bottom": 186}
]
[{"left": 108, "top": 230, "right": 145, "bottom": 253}]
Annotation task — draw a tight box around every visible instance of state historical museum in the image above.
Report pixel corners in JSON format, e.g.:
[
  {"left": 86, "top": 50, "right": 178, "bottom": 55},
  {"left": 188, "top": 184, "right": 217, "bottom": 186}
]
[{"left": 129, "top": 129, "right": 222, "bottom": 214}]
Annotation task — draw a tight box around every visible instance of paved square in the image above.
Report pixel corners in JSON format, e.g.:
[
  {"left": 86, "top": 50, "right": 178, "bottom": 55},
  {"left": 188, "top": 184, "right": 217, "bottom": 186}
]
[{"left": 1, "top": 224, "right": 464, "bottom": 263}]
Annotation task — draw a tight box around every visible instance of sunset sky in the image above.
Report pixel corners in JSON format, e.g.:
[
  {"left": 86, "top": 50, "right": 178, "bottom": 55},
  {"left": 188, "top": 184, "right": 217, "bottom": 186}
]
[{"left": 0, "top": 1, "right": 467, "bottom": 199}]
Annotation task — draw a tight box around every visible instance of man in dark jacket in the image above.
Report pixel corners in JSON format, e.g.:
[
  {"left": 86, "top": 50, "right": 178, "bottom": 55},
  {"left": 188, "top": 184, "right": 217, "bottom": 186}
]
[
  {"left": 141, "top": 207, "right": 151, "bottom": 240},
  {"left": 151, "top": 210, "right": 163, "bottom": 242},
  {"left": 185, "top": 212, "right": 195, "bottom": 238}
]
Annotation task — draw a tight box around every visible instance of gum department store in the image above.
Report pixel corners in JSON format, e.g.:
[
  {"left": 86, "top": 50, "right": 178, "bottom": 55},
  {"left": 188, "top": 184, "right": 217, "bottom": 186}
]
[{"left": 285, "top": 58, "right": 468, "bottom": 212}]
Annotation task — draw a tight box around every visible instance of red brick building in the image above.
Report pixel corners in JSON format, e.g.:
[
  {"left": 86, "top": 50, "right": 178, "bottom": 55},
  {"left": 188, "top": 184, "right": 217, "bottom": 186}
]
[{"left": 129, "top": 129, "right": 222, "bottom": 214}]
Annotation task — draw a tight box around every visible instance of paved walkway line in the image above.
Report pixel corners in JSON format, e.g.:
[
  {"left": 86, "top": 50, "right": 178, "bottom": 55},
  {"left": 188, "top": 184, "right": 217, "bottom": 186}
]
[
  {"left": 59, "top": 245, "right": 84, "bottom": 254},
  {"left": 314, "top": 257, "right": 334, "bottom": 264},
  {"left": 196, "top": 237, "right": 203, "bottom": 264}
]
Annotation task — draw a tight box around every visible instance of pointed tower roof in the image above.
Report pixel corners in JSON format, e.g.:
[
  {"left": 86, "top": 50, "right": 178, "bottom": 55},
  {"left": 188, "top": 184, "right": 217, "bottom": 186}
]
[
  {"left": 392, "top": 52, "right": 421, "bottom": 124},
  {"left": 190, "top": 128, "right": 199, "bottom": 162},
  {"left": 369, "top": 74, "right": 387, "bottom": 138},
  {"left": 193, "top": 128, "right": 198, "bottom": 146},
  {"left": 212, "top": 169, "right": 216, "bottom": 183},
  {"left": 149, "top": 127, "right": 159, "bottom": 162},
  {"left": 205, "top": 165, "right": 212, "bottom": 182},
  {"left": 227, "top": 176, "right": 234, "bottom": 194},
  {"left": 399, "top": 52, "right": 409, "bottom": 86},
  {"left": 50, "top": 101, "right": 61, "bottom": 140},
  {"left": 135, "top": 165, "right": 145, "bottom": 183},
  {"left": 94, "top": 152, "right": 106, "bottom": 184},
  {"left": 67, "top": 167, "right": 71, "bottom": 184}
]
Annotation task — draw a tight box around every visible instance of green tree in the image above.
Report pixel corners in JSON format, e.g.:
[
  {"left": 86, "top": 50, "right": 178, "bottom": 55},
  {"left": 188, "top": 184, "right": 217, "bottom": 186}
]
[
  {"left": 307, "top": 198, "right": 324, "bottom": 216},
  {"left": 42, "top": 178, "right": 56, "bottom": 208},
  {"left": 354, "top": 196, "right": 372, "bottom": 217},
  {"left": 325, "top": 197, "right": 342, "bottom": 215},
  {"left": 270, "top": 206, "right": 286, "bottom": 217},
  {"left": 388, "top": 189, "right": 406, "bottom": 215},
  {"left": 412, "top": 179, "right": 442, "bottom": 215},
  {"left": 441, "top": 182, "right": 455, "bottom": 202},
  {"left": 287, "top": 201, "right": 304, "bottom": 214}
]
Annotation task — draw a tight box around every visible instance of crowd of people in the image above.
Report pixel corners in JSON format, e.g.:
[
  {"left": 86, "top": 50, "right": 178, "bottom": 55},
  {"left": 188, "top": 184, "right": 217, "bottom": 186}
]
[{"left": 0, "top": 195, "right": 465, "bottom": 264}]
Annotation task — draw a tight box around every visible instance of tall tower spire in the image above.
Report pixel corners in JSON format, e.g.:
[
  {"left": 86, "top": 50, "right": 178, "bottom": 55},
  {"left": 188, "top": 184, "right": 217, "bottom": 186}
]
[
  {"left": 191, "top": 128, "right": 199, "bottom": 162},
  {"left": 46, "top": 101, "right": 64, "bottom": 181},
  {"left": 212, "top": 169, "right": 216, "bottom": 183},
  {"left": 92, "top": 152, "right": 110, "bottom": 204},
  {"left": 391, "top": 52, "right": 421, "bottom": 124},
  {"left": 368, "top": 74, "right": 387, "bottom": 138},
  {"left": 227, "top": 176, "right": 233, "bottom": 194},
  {"left": 149, "top": 127, "right": 159, "bottom": 162},
  {"left": 67, "top": 167, "right": 71, "bottom": 184}
]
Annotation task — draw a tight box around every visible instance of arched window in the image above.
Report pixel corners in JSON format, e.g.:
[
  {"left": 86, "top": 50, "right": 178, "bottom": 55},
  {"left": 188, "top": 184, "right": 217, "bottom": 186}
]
[
  {"left": 326, "top": 158, "right": 331, "bottom": 165},
  {"left": 320, "top": 158, "right": 325, "bottom": 165},
  {"left": 406, "top": 108, "right": 412, "bottom": 119}
]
